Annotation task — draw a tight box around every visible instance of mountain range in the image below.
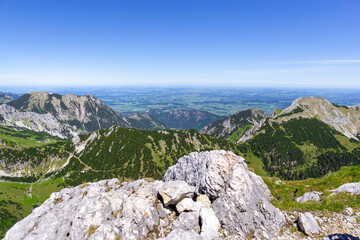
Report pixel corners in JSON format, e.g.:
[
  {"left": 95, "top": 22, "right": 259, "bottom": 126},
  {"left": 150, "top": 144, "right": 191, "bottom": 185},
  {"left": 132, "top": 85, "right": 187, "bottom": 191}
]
[
  {"left": 1, "top": 92, "right": 360, "bottom": 238},
  {"left": 0, "top": 92, "right": 170, "bottom": 139}
]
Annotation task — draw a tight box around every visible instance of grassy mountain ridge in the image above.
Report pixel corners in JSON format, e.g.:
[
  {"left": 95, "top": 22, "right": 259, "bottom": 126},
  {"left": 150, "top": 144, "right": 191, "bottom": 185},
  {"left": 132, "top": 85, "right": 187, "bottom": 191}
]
[
  {"left": 126, "top": 112, "right": 168, "bottom": 130},
  {"left": 200, "top": 108, "right": 267, "bottom": 142},
  {"left": 57, "top": 126, "right": 238, "bottom": 186},
  {"left": 273, "top": 96, "right": 360, "bottom": 140}
]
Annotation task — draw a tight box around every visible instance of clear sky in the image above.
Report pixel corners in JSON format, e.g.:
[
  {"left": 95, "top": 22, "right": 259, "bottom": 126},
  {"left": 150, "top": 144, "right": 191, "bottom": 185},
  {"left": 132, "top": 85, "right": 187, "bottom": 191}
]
[{"left": 0, "top": 0, "right": 359, "bottom": 88}]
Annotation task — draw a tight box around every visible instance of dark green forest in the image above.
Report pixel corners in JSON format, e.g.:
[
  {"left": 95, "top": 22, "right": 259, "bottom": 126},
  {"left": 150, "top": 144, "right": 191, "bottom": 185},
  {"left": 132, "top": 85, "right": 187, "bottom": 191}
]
[{"left": 239, "top": 118, "right": 360, "bottom": 180}]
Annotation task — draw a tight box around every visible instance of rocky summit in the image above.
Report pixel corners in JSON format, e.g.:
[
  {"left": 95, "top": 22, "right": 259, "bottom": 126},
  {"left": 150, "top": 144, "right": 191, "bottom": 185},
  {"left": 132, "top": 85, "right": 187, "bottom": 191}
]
[
  {"left": 274, "top": 97, "right": 360, "bottom": 141},
  {"left": 164, "top": 150, "right": 285, "bottom": 239},
  {"left": 4, "top": 150, "right": 359, "bottom": 240},
  {"left": 4, "top": 150, "right": 286, "bottom": 240}
]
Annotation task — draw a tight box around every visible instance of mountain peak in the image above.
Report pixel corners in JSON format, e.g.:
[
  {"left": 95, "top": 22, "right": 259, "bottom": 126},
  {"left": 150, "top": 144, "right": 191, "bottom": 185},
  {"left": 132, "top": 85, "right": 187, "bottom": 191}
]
[
  {"left": 275, "top": 96, "right": 360, "bottom": 140},
  {"left": 7, "top": 92, "right": 131, "bottom": 132}
]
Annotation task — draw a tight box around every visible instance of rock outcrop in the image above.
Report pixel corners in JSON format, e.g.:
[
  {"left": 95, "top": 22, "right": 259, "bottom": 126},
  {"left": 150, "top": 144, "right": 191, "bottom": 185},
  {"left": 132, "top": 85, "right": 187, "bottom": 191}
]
[
  {"left": 330, "top": 181, "right": 360, "bottom": 195},
  {"left": 164, "top": 150, "right": 286, "bottom": 239},
  {"left": 4, "top": 150, "right": 286, "bottom": 240},
  {"left": 0, "top": 104, "right": 77, "bottom": 139},
  {"left": 295, "top": 191, "right": 323, "bottom": 203}
]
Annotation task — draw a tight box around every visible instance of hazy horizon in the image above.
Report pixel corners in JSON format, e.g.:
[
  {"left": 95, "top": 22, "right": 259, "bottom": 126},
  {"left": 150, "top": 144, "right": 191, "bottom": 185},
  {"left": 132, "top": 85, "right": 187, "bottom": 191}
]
[{"left": 1, "top": 0, "right": 360, "bottom": 88}]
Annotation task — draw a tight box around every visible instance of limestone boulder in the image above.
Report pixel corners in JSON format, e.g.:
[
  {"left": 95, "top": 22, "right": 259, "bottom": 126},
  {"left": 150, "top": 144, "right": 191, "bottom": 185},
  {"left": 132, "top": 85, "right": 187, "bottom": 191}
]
[
  {"left": 164, "top": 150, "right": 285, "bottom": 239},
  {"left": 298, "top": 212, "right": 321, "bottom": 236}
]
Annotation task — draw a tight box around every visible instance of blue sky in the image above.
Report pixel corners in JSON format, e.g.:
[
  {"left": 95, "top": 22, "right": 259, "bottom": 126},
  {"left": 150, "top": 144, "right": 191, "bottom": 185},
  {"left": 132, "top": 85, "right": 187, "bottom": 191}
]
[{"left": 0, "top": 0, "right": 359, "bottom": 87}]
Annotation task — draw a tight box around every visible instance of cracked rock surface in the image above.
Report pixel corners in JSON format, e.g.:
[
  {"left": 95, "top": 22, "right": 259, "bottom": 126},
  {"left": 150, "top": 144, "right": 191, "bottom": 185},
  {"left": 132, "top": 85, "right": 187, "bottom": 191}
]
[{"left": 164, "top": 150, "right": 286, "bottom": 239}]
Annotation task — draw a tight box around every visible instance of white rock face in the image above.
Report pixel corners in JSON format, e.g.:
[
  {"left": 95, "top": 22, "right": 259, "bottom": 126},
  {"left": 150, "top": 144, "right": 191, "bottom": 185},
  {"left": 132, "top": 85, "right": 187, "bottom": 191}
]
[
  {"left": 295, "top": 191, "right": 322, "bottom": 203},
  {"left": 298, "top": 212, "right": 321, "bottom": 236},
  {"left": 5, "top": 179, "right": 174, "bottom": 240},
  {"left": 199, "top": 207, "right": 220, "bottom": 239},
  {"left": 0, "top": 104, "right": 77, "bottom": 139},
  {"left": 164, "top": 150, "right": 285, "bottom": 239}
]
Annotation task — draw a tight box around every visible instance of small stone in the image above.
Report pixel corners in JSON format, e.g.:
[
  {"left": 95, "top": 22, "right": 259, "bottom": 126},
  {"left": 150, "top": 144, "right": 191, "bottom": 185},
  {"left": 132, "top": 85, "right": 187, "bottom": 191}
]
[
  {"left": 295, "top": 191, "right": 322, "bottom": 203},
  {"left": 196, "top": 195, "right": 211, "bottom": 208},
  {"left": 176, "top": 198, "right": 195, "bottom": 213},
  {"left": 344, "top": 207, "right": 354, "bottom": 216},
  {"left": 298, "top": 212, "right": 321, "bottom": 236},
  {"left": 159, "top": 181, "right": 195, "bottom": 207},
  {"left": 345, "top": 216, "right": 356, "bottom": 224},
  {"left": 171, "top": 211, "right": 200, "bottom": 233},
  {"left": 275, "top": 180, "right": 284, "bottom": 185}
]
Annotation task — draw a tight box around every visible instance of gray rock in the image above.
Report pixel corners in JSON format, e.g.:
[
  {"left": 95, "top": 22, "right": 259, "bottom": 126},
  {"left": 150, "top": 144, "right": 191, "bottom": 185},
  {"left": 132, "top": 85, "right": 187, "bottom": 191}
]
[
  {"left": 4, "top": 179, "right": 172, "bottom": 240},
  {"left": 200, "top": 207, "right": 220, "bottom": 239},
  {"left": 330, "top": 181, "right": 360, "bottom": 195},
  {"left": 295, "top": 191, "right": 322, "bottom": 203},
  {"left": 176, "top": 198, "right": 195, "bottom": 213},
  {"left": 344, "top": 207, "right": 354, "bottom": 216},
  {"left": 345, "top": 216, "right": 356, "bottom": 224},
  {"left": 159, "top": 181, "right": 195, "bottom": 207},
  {"left": 164, "top": 150, "right": 285, "bottom": 239},
  {"left": 298, "top": 212, "right": 321, "bottom": 236},
  {"left": 171, "top": 211, "right": 200, "bottom": 233}
]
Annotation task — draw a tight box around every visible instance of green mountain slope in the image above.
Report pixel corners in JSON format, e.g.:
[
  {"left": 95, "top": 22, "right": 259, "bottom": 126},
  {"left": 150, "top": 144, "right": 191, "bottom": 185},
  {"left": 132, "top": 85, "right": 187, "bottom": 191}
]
[
  {"left": 240, "top": 118, "right": 360, "bottom": 180},
  {"left": 56, "top": 126, "right": 237, "bottom": 186},
  {"left": 200, "top": 108, "right": 267, "bottom": 143},
  {"left": 126, "top": 112, "right": 168, "bottom": 130},
  {"left": 145, "top": 109, "right": 222, "bottom": 130},
  {"left": 273, "top": 96, "right": 360, "bottom": 140},
  {"left": 0, "top": 125, "right": 61, "bottom": 148}
]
